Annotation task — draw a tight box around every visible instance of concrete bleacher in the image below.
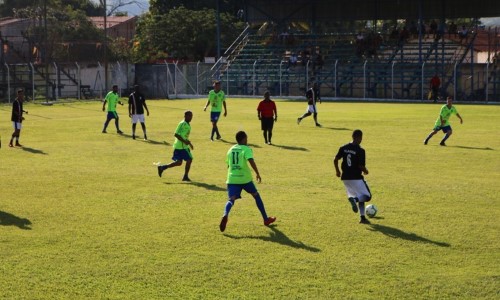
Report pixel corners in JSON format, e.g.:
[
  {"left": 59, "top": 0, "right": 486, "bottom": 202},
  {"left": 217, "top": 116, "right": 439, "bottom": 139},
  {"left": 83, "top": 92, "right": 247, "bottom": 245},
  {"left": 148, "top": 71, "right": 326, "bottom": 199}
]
[{"left": 221, "top": 29, "right": 469, "bottom": 98}]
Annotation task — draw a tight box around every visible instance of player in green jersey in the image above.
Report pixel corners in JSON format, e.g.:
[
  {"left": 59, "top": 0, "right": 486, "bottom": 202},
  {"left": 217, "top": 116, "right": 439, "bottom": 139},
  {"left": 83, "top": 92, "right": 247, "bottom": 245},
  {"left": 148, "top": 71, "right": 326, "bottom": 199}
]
[
  {"left": 157, "top": 111, "right": 194, "bottom": 181},
  {"left": 203, "top": 80, "right": 227, "bottom": 141},
  {"left": 424, "top": 96, "right": 463, "bottom": 146},
  {"left": 102, "top": 85, "right": 124, "bottom": 134},
  {"left": 219, "top": 131, "right": 276, "bottom": 232}
]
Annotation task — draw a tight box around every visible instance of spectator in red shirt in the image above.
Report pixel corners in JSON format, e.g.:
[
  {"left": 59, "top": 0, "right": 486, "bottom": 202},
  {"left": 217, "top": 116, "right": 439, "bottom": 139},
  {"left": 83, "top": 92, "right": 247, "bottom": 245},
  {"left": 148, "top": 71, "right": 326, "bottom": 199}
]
[
  {"left": 257, "top": 91, "right": 278, "bottom": 145},
  {"left": 430, "top": 74, "right": 441, "bottom": 103}
]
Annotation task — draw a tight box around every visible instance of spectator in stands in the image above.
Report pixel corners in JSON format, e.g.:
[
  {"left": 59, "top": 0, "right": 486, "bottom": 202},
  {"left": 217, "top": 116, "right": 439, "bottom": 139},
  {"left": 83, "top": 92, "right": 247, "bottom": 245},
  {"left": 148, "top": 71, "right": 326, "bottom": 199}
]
[
  {"left": 314, "top": 52, "right": 324, "bottom": 71},
  {"left": 429, "top": 74, "right": 441, "bottom": 103},
  {"left": 448, "top": 21, "right": 458, "bottom": 38},
  {"left": 459, "top": 25, "right": 468, "bottom": 43},
  {"left": 399, "top": 27, "right": 410, "bottom": 46},
  {"left": 390, "top": 26, "right": 400, "bottom": 42},
  {"left": 420, "top": 21, "right": 427, "bottom": 38},
  {"left": 409, "top": 21, "right": 418, "bottom": 39},
  {"left": 289, "top": 52, "right": 298, "bottom": 68},
  {"left": 356, "top": 32, "right": 365, "bottom": 56},
  {"left": 430, "top": 20, "right": 438, "bottom": 39}
]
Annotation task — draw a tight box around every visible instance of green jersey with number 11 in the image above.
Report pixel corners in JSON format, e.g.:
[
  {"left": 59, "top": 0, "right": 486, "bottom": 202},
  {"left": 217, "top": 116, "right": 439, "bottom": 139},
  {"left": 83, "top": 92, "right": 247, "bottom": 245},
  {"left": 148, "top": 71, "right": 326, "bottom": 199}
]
[{"left": 226, "top": 144, "right": 253, "bottom": 184}]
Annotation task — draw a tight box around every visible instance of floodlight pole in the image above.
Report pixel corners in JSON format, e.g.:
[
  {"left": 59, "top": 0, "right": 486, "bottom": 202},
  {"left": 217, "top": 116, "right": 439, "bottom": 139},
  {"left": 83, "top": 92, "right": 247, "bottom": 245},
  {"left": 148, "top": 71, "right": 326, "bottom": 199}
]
[{"left": 392, "top": 61, "right": 396, "bottom": 99}]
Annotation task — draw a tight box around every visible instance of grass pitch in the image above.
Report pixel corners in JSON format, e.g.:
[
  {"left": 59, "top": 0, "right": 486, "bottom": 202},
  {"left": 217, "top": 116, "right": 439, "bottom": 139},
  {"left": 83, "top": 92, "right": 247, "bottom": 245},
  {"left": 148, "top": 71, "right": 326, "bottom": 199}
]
[{"left": 0, "top": 99, "right": 499, "bottom": 299}]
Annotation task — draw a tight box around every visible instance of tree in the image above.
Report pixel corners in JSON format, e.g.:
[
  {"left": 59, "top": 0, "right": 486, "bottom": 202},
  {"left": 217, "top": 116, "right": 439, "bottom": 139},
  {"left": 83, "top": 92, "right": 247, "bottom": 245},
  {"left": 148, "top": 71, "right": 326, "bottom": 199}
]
[{"left": 133, "top": 6, "right": 245, "bottom": 62}]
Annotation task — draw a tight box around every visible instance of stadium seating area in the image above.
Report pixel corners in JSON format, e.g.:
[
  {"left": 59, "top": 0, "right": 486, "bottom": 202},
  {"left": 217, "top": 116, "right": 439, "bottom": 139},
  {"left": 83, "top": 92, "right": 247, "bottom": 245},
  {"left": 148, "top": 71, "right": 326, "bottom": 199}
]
[{"left": 219, "top": 26, "right": 482, "bottom": 99}]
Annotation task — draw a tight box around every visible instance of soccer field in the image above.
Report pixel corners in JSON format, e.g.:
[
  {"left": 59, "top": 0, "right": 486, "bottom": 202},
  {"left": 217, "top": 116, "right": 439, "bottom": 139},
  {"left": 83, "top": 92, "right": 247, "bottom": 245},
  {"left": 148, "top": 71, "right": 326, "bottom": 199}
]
[{"left": 0, "top": 99, "right": 499, "bottom": 299}]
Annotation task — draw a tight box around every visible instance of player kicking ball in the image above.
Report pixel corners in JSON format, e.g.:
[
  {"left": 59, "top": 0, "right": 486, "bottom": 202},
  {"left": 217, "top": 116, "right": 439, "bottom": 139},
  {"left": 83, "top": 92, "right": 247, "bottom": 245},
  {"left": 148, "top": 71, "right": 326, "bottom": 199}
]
[
  {"left": 219, "top": 131, "right": 276, "bottom": 232},
  {"left": 334, "top": 129, "right": 372, "bottom": 224},
  {"left": 424, "top": 96, "right": 463, "bottom": 146}
]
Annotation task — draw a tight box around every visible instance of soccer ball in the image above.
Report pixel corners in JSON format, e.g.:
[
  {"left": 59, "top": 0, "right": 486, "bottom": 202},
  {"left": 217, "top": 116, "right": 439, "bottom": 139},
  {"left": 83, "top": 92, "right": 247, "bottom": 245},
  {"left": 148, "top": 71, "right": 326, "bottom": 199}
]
[{"left": 366, "top": 204, "right": 378, "bottom": 218}]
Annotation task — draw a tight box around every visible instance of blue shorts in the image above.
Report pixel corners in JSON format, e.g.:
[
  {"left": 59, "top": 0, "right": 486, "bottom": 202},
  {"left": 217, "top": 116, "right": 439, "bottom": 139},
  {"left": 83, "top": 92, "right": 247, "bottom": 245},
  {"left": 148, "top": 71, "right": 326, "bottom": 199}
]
[
  {"left": 210, "top": 112, "right": 221, "bottom": 122},
  {"left": 172, "top": 149, "right": 193, "bottom": 161},
  {"left": 433, "top": 125, "right": 451, "bottom": 133},
  {"left": 107, "top": 111, "right": 118, "bottom": 120},
  {"left": 227, "top": 182, "right": 257, "bottom": 200}
]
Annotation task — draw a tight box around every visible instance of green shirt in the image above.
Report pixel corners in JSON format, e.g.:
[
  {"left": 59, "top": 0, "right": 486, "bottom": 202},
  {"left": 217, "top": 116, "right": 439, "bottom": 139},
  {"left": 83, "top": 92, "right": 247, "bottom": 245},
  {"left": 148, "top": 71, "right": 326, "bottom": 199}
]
[
  {"left": 173, "top": 120, "right": 191, "bottom": 150},
  {"left": 226, "top": 144, "right": 254, "bottom": 184},
  {"left": 105, "top": 91, "right": 120, "bottom": 112},
  {"left": 435, "top": 105, "right": 458, "bottom": 127},
  {"left": 207, "top": 90, "right": 226, "bottom": 113}
]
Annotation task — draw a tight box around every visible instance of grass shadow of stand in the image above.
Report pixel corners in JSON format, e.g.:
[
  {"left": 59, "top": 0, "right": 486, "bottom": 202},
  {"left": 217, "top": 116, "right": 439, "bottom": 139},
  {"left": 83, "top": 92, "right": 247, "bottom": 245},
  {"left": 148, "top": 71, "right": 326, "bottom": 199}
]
[
  {"left": 368, "top": 224, "right": 450, "bottom": 247},
  {"left": 0, "top": 211, "right": 32, "bottom": 230},
  {"left": 224, "top": 225, "right": 321, "bottom": 252}
]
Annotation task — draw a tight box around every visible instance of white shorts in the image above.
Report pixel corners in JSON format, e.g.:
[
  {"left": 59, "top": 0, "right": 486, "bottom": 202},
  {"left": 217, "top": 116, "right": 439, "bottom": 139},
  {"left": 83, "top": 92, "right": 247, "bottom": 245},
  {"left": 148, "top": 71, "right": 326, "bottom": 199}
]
[
  {"left": 342, "top": 179, "right": 371, "bottom": 202},
  {"left": 12, "top": 122, "right": 22, "bottom": 130},
  {"left": 306, "top": 105, "right": 317, "bottom": 113},
  {"left": 131, "top": 114, "right": 145, "bottom": 124}
]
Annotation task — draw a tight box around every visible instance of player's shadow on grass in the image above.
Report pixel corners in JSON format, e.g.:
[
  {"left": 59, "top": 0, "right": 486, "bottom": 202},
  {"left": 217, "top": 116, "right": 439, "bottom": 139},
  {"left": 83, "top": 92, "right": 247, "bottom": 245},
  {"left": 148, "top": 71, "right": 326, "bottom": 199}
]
[
  {"left": 322, "top": 126, "right": 351, "bottom": 131},
  {"left": 145, "top": 139, "right": 168, "bottom": 146},
  {"left": 0, "top": 211, "right": 32, "bottom": 230},
  {"left": 451, "top": 145, "right": 494, "bottom": 151},
  {"left": 224, "top": 225, "right": 321, "bottom": 252},
  {"left": 21, "top": 146, "right": 47, "bottom": 155},
  {"left": 189, "top": 181, "right": 226, "bottom": 191},
  {"left": 271, "top": 144, "right": 309, "bottom": 151},
  {"left": 368, "top": 224, "right": 450, "bottom": 247}
]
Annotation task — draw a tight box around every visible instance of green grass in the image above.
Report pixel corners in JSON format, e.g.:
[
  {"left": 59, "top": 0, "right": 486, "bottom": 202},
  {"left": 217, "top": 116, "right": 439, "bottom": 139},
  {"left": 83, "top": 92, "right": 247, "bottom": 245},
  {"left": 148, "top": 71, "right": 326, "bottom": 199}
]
[{"left": 0, "top": 99, "right": 499, "bottom": 299}]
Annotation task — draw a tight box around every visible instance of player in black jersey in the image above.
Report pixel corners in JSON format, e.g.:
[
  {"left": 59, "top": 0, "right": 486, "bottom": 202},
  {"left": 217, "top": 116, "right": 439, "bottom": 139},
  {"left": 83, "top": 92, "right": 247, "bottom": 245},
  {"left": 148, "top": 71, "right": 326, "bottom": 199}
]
[
  {"left": 128, "top": 85, "right": 150, "bottom": 140},
  {"left": 9, "top": 89, "right": 28, "bottom": 147},
  {"left": 297, "top": 82, "right": 321, "bottom": 127},
  {"left": 334, "top": 129, "right": 372, "bottom": 224}
]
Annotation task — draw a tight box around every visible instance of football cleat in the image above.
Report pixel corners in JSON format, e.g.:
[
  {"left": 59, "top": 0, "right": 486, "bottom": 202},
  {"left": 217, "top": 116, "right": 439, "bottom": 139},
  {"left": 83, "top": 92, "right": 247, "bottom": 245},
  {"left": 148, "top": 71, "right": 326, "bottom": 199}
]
[
  {"left": 440, "top": 141, "right": 446, "bottom": 146},
  {"left": 157, "top": 166, "right": 164, "bottom": 178},
  {"left": 359, "top": 216, "right": 371, "bottom": 224},
  {"left": 182, "top": 176, "right": 191, "bottom": 182},
  {"left": 219, "top": 215, "right": 228, "bottom": 232},
  {"left": 264, "top": 217, "right": 276, "bottom": 226},
  {"left": 348, "top": 197, "right": 358, "bottom": 213}
]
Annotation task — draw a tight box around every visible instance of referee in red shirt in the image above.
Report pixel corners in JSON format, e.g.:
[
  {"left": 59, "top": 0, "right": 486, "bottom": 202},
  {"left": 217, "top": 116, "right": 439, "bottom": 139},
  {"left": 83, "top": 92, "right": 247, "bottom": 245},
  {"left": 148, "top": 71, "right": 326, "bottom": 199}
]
[{"left": 257, "top": 91, "right": 278, "bottom": 145}]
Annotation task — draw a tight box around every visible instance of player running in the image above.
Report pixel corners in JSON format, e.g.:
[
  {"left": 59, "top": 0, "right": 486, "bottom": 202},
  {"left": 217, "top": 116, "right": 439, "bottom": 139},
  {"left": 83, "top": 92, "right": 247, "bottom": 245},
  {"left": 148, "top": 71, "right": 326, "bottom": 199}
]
[
  {"left": 424, "top": 96, "right": 463, "bottom": 146},
  {"left": 334, "top": 129, "right": 372, "bottom": 224},
  {"left": 219, "top": 131, "right": 276, "bottom": 232},
  {"left": 297, "top": 82, "right": 321, "bottom": 127},
  {"left": 157, "top": 111, "right": 194, "bottom": 182}
]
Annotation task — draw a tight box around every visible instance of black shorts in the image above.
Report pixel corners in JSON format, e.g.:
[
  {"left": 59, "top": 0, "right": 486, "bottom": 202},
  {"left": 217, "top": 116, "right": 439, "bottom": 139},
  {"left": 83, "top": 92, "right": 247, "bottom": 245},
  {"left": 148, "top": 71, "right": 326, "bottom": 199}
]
[{"left": 261, "top": 117, "right": 274, "bottom": 130}]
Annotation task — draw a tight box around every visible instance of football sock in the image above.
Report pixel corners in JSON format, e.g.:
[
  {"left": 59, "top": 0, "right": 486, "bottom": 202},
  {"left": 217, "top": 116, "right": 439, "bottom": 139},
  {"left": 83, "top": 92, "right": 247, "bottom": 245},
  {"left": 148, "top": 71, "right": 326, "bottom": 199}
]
[
  {"left": 268, "top": 131, "right": 272, "bottom": 143},
  {"left": 253, "top": 193, "right": 268, "bottom": 220},
  {"left": 441, "top": 133, "right": 450, "bottom": 143},
  {"left": 211, "top": 128, "right": 215, "bottom": 139},
  {"left": 358, "top": 201, "right": 366, "bottom": 216},
  {"left": 224, "top": 200, "right": 234, "bottom": 216},
  {"left": 263, "top": 131, "right": 268, "bottom": 143},
  {"left": 115, "top": 119, "right": 120, "bottom": 129}
]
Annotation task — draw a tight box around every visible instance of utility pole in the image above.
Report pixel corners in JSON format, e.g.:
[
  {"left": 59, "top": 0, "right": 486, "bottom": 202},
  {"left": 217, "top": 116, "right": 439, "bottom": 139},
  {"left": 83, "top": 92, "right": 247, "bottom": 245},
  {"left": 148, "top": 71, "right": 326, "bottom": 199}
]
[{"left": 104, "top": 0, "right": 108, "bottom": 92}]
